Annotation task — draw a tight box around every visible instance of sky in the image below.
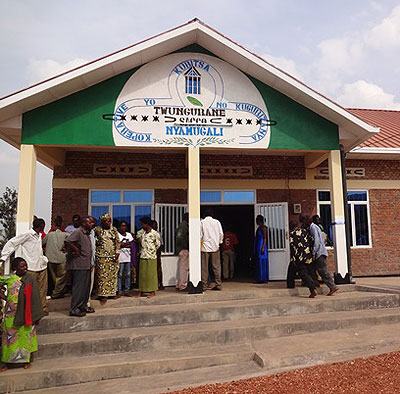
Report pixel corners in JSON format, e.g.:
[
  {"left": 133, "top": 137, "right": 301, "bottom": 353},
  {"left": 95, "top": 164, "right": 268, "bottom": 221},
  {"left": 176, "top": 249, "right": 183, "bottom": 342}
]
[{"left": 1, "top": 0, "right": 400, "bottom": 229}]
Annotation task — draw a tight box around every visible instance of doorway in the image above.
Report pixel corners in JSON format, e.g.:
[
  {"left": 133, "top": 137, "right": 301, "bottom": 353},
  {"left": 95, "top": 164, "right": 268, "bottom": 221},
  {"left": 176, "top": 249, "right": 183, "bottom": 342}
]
[{"left": 201, "top": 204, "right": 255, "bottom": 281}]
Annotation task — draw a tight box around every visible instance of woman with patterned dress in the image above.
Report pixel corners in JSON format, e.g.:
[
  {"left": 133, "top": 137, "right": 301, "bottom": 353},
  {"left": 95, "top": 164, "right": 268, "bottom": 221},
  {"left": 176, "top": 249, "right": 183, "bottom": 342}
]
[
  {"left": 0, "top": 257, "right": 44, "bottom": 371},
  {"left": 254, "top": 214, "right": 269, "bottom": 283},
  {"left": 94, "top": 213, "right": 120, "bottom": 301},
  {"left": 136, "top": 216, "right": 161, "bottom": 299}
]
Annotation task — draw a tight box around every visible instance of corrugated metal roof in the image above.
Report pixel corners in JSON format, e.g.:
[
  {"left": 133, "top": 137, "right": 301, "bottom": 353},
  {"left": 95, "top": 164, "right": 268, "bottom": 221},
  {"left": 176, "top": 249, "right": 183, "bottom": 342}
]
[{"left": 348, "top": 108, "right": 400, "bottom": 149}]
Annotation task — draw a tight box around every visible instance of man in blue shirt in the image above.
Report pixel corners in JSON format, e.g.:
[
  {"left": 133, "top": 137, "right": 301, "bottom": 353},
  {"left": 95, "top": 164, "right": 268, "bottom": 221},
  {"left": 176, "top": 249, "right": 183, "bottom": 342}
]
[{"left": 305, "top": 214, "right": 338, "bottom": 296}]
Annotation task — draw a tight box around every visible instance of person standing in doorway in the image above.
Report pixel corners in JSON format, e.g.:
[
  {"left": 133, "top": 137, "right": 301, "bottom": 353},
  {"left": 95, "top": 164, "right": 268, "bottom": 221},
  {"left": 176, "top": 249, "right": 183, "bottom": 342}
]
[
  {"left": 65, "top": 217, "right": 95, "bottom": 317},
  {"left": 43, "top": 216, "right": 68, "bottom": 299},
  {"left": 308, "top": 214, "right": 339, "bottom": 296},
  {"left": 222, "top": 225, "right": 239, "bottom": 280},
  {"left": 175, "top": 213, "right": 189, "bottom": 291},
  {"left": 136, "top": 217, "right": 161, "bottom": 298},
  {"left": 94, "top": 213, "right": 120, "bottom": 302},
  {"left": 151, "top": 220, "right": 164, "bottom": 290},
  {"left": 65, "top": 214, "right": 81, "bottom": 234},
  {"left": 117, "top": 221, "right": 134, "bottom": 297},
  {"left": 0, "top": 218, "right": 49, "bottom": 315},
  {"left": 200, "top": 209, "right": 224, "bottom": 291},
  {"left": 254, "top": 215, "right": 269, "bottom": 283}
]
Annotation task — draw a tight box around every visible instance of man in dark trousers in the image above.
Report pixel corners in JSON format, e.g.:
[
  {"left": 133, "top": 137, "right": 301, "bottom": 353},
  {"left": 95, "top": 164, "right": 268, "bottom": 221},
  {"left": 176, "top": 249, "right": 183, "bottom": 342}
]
[
  {"left": 290, "top": 214, "right": 318, "bottom": 298},
  {"left": 65, "top": 217, "right": 95, "bottom": 317}
]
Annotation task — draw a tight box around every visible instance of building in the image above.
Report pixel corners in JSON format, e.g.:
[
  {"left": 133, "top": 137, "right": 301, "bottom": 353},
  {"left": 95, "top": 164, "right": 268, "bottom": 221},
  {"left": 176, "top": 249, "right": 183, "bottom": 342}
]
[{"left": 1, "top": 19, "right": 399, "bottom": 286}]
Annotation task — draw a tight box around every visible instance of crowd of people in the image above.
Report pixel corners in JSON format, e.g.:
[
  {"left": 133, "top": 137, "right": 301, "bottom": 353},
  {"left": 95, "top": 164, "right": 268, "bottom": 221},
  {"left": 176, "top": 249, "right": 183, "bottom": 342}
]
[{"left": 0, "top": 208, "right": 337, "bottom": 371}]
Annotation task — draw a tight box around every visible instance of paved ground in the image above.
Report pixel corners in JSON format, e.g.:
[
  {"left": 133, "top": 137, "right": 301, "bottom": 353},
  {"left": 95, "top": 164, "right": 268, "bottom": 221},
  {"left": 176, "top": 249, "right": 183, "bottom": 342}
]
[{"left": 166, "top": 350, "right": 400, "bottom": 394}]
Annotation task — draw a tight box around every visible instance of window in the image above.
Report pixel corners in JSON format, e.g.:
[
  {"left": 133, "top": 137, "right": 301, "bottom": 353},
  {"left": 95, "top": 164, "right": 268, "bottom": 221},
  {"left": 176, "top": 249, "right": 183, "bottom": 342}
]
[
  {"left": 90, "top": 190, "right": 153, "bottom": 233},
  {"left": 185, "top": 67, "right": 201, "bottom": 94},
  {"left": 317, "top": 190, "right": 371, "bottom": 247},
  {"left": 200, "top": 190, "right": 255, "bottom": 204}
]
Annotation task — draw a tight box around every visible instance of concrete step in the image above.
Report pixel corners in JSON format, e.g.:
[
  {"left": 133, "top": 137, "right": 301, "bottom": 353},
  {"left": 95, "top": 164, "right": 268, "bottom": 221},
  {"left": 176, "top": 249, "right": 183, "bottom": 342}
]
[
  {"left": 20, "top": 322, "right": 400, "bottom": 394},
  {"left": 21, "top": 361, "right": 262, "bottom": 394},
  {"left": 36, "top": 305, "right": 400, "bottom": 359},
  {"left": 47, "top": 283, "right": 358, "bottom": 312},
  {"left": 0, "top": 344, "right": 255, "bottom": 393},
  {"left": 39, "top": 291, "right": 400, "bottom": 335}
]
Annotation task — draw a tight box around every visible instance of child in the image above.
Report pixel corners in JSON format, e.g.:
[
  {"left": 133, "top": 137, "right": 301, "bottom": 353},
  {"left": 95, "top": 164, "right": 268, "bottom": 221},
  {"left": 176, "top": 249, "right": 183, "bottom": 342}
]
[{"left": 0, "top": 257, "right": 44, "bottom": 371}]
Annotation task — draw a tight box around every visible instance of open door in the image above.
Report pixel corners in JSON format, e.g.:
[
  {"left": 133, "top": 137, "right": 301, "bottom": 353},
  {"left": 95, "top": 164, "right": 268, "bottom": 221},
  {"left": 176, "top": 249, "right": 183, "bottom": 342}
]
[
  {"left": 255, "top": 202, "right": 289, "bottom": 280},
  {"left": 155, "top": 203, "right": 187, "bottom": 286}
]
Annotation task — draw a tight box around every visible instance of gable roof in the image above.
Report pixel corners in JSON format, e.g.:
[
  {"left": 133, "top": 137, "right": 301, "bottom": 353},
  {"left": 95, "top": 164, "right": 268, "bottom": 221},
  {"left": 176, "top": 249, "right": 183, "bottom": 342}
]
[
  {"left": 348, "top": 109, "right": 400, "bottom": 153},
  {"left": 0, "top": 18, "right": 378, "bottom": 151}
]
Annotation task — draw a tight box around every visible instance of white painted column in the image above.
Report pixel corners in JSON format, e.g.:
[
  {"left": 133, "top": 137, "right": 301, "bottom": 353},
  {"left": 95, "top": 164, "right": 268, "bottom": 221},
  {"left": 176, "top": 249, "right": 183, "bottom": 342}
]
[
  {"left": 188, "top": 146, "right": 201, "bottom": 289},
  {"left": 328, "top": 149, "right": 348, "bottom": 278},
  {"left": 16, "top": 145, "right": 37, "bottom": 234}
]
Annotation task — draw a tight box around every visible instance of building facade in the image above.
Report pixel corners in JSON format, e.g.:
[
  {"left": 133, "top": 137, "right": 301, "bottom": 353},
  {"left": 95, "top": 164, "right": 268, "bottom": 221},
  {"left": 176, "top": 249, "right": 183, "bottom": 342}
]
[{"left": 2, "top": 19, "right": 399, "bottom": 286}]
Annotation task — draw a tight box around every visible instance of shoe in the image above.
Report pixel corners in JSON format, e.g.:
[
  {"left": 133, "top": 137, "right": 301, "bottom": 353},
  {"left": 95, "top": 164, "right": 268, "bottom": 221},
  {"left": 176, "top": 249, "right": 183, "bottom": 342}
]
[
  {"left": 211, "top": 286, "right": 222, "bottom": 291},
  {"left": 51, "top": 294, "right": 65, "bottom": 299},
  {"left": 309, "top": 289, "right": 318, "bottom": 298},
  {"left": 327, "top": 287, "right": 339, "bottom": 296},
  {"left": 123, "top": 293, "right": 134, "bottom": 297},
  {"left": 69, "top": 310, "right": 86, "bottom": 317},
  {"left": 114, "top": 294, "right": 122, "bottom": 299},
  {"left": 43, "top": 311, "right": 49, "bottom": 316},
  {"left": 85, "top": 307, "right": 95, "bottom": 313},
  {"left": 158, "top": 285, "right": 165, "bottom": 291}
]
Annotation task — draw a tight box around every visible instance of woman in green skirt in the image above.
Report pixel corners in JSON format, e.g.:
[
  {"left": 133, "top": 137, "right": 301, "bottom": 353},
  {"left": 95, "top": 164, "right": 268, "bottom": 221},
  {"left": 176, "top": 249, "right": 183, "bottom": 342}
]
[
  {"left": 136, "top": 216, "right": 161, "bottom": 298},
  {"left": 1, "top": 257, "right": 44, "bottom": 371}
]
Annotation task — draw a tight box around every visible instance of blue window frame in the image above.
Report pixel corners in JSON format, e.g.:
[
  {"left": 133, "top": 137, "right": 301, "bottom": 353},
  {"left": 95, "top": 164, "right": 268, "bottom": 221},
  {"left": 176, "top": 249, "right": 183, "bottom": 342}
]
[
  {"left": 91, "top": 206, "right": 109, "bottom": 226},
  {"left": 200, "top": 191, "right": 222, "bottom": 203},
  {"left": 317, "top": 190, "right": 371, "bottom": 247},
  {"left": 123, "top": 191, "right": 153, "bottom": 203},
  {"left": 223, "top": 191, "right": 255, "bottom": 203},
  {"left": 135, "top": 205, "right": 152, "bottom": 232},
  {"left": 112, "top": 205, "right": 131, "bottom": 230},
  {"left": 185, "top": 67, "right": 201, "bottom": 95},
  {"left": 91, "top": 191, "right": 120, "bottom": 203}
]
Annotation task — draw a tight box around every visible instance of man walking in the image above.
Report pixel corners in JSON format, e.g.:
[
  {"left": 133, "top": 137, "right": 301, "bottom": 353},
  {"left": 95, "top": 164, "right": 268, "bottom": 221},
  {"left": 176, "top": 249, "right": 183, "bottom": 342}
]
[
  {"left": 43, "top": 216, "right": 68, "bottom": 299},
  {"left": 175, "top": 213, "right": 189, "bottom": 291},
  {"left": 0, "top": 218, "right": 49, "bottom": 314},
  {"left": 65, "top": 217, "right": 95, "bottom": 317},
  {"left": 291, "top": 214, "right": 318, "bottom": 298},
  {"left": 200, "top": 209, "right": 224, "bottom": 291},
  {"left": 308, "top": 214, "right": 338, "bottom": 296}
]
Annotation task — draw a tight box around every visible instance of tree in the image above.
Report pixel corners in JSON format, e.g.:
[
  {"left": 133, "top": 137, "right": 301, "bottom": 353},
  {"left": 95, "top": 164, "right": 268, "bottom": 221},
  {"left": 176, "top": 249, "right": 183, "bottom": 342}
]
[{"left": 0, "top": 187, "right": 17, "bottom": 248}]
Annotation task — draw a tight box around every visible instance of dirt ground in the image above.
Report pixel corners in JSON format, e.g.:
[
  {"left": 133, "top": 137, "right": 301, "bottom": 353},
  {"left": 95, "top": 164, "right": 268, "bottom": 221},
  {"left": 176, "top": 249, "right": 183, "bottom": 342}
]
[{"left": 166, "top": 351, "right": 400, "bottom": 394}]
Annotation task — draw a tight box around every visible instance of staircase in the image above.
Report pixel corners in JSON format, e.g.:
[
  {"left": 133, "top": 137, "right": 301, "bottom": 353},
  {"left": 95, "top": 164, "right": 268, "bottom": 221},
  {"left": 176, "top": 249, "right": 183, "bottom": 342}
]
[{"left": 2, "top": 283, "right": 400, "bottom": 394}]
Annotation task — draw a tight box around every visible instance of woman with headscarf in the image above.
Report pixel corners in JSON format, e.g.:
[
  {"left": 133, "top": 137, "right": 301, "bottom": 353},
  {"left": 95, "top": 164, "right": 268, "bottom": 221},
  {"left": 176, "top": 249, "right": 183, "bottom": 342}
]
[
  {"left": 136, "top": 216, "right": 161, "bottom": 299},
  {"left": 94, "top": 213, "right": 120, "bottom": 301},
  {"left": 254, "top": 214, "right": 269, "bottom": 283},
  {"left": 0, "top": 257, "right": 44, "bottom": 371}
]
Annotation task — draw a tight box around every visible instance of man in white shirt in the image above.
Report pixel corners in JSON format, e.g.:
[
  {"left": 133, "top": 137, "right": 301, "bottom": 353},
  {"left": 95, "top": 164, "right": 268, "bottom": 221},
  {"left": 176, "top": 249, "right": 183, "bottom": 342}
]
[
  {"left": 65, "top": 214, "right": 81, "bottom": 234},
  {"left": 0, "top": 218, "right": 49, "bottom": 314},
  {"left": 200, "top": 209, "right": 224, "bottom": 291}
]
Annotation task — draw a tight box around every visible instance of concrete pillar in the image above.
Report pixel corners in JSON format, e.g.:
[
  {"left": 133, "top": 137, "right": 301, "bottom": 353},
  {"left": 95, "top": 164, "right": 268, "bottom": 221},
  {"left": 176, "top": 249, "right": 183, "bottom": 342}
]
[
  {"left": 187, "top": 146, "right": 202, "bottom": 291},
  {"left": 16, "top": 145, "right": 37, "bottom": 235},
  {"left": 328, "top": 149, "right": 348, "bottom": 279}
]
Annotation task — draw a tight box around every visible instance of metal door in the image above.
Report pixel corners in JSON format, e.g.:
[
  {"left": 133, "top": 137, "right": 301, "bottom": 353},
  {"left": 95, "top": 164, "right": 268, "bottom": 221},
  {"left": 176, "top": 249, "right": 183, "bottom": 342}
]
[
  {"left": 255, "top": 202, "right": 289, "bottom": 280},
  {"left": 155, "top": 203, "right": 187, "bottom": 286}
]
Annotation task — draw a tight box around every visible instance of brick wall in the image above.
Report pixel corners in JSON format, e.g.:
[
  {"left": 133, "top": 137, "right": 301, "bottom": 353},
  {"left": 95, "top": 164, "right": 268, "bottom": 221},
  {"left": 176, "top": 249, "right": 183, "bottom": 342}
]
[
  {"left": 52, "top": 188, "right": 89, "bottom": 226},
  {"left": 318, "top": 159, "right": 400, "bottom": 180},
  {"left": 54, "top": 151, "right": 305, "bottom": 180},
  {"left": 155, "top": 189, "right": 187, "bottom": 204}
]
